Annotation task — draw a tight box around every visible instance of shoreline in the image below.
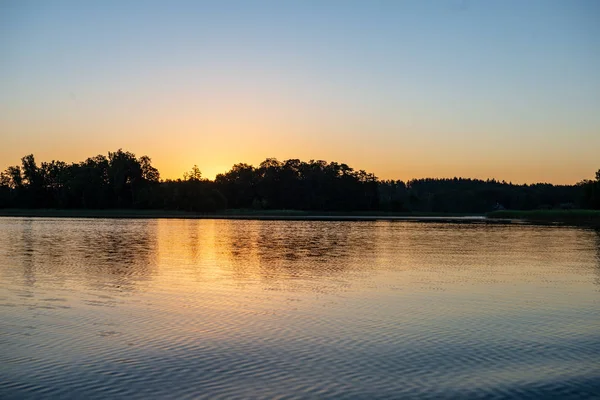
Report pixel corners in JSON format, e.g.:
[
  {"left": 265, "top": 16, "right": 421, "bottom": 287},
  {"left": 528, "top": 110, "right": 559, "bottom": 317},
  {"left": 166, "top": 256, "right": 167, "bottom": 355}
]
[
  {"left": 486, "top": 210, "right": 600, "bottom": 227},
  {"left": 1, "top": 208, "right": 598, "bottom": 226},
  {"left": 0, "top": 208, "right": 493, "bottom": 222}
]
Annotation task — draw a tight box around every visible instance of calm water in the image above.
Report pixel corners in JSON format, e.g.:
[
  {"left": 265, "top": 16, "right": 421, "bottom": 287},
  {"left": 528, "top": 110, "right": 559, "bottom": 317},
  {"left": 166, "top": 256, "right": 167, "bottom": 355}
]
[{"left": 1, "top": 218, "right": 599, "bottom": 399}]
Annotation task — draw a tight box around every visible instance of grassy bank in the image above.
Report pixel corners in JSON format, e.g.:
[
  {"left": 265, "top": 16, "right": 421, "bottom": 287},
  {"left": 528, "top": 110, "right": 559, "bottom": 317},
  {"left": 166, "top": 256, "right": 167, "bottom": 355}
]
[
  {"left": 487, "top": 209, "right": 600, "bottom": 226},
  {"left": 0, "top": 208, "right": 483, "bottom": 221}
]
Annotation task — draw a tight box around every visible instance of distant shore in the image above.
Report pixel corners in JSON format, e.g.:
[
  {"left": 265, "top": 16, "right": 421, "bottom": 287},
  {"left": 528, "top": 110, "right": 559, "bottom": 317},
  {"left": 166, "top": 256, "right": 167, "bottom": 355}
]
[
  {"left": 1, "top": 208, "right": 599, "bottom": 225},
  {"left": 0, "top": 208, "right": 488, "bottom": 222},
  {"left": 486, "top": 209, "right": 600, "bottom": 227}
]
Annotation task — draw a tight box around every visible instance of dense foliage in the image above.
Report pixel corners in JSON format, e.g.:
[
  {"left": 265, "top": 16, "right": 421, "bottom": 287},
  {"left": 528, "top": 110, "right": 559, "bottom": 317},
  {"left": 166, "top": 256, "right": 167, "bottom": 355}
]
[
  {"left": 0, "top": 150, "right": 225, "bottom": 212},
  {"left": 578, "top": 170, "right": 600, "bottom": 210},
  {"left": 0, "top": 150, "right": 597, "bottom": 213}
]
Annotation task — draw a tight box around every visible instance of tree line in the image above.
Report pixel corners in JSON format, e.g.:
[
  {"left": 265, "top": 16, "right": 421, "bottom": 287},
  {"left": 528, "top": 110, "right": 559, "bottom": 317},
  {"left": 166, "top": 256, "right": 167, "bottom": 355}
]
[{"left": 0, "top": 149, "right": 598, "bottom": 213}]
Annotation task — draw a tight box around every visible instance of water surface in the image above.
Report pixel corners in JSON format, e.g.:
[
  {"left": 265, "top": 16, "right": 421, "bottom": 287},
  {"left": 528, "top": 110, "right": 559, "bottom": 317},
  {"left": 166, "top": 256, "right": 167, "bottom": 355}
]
[{"left": 1, "top": 218, "right": 599, "bottom": 399}]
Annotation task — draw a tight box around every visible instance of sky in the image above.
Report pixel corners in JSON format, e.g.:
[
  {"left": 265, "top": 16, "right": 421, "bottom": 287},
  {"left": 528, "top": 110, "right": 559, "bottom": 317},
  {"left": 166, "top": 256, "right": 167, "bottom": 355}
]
[{"left": 1, "top": 0, "right": 599, "bottom": 184}]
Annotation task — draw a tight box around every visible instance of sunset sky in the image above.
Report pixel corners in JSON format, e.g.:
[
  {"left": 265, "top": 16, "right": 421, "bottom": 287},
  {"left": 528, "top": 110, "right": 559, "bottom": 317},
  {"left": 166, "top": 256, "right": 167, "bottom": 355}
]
[{"left": 1, "top": 0, "right": 599, "bottom": 184}]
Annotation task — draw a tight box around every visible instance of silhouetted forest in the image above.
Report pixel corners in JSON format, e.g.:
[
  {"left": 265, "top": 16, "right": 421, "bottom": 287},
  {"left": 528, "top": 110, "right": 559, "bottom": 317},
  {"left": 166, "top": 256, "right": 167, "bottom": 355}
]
[{"left": 1, "top": 150, "right": 598, "bottom": 213}]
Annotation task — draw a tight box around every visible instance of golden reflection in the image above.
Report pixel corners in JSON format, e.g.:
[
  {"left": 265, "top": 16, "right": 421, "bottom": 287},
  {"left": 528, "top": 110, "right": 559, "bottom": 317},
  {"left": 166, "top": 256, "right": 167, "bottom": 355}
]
[
  {"left": 151, "top": 220, "right": 372, "bottom": 298},
  {"left": 1, "top": 219, "right": 599, "bottom": 305},
  {"left": 155, "top": 218, "right": 221, "bottom": 283}
]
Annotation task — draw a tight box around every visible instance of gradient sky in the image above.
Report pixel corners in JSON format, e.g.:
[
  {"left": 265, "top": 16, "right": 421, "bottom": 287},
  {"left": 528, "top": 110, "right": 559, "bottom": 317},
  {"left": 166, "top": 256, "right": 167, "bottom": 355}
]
[{"left": 1, "top": 0, "right": 599, "bottom": 183}]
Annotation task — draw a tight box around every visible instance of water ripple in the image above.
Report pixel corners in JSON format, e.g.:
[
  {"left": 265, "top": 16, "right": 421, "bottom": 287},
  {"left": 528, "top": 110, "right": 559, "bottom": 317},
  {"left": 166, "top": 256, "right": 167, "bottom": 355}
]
[{"left": 0, "top": 218, "right": 599, "bottom": 399}]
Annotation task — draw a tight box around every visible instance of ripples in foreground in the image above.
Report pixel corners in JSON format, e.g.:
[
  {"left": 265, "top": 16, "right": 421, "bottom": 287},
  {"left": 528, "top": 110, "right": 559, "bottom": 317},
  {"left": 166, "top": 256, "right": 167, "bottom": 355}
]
[{"left": 0, "top": 218, "right": 599, "bottom": 399}]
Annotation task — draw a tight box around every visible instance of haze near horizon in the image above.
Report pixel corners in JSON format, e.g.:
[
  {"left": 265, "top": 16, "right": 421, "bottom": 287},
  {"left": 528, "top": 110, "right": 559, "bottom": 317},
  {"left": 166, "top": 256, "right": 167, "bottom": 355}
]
[{"left": 1, "top": 0, "right": 599, "bottom": 184}]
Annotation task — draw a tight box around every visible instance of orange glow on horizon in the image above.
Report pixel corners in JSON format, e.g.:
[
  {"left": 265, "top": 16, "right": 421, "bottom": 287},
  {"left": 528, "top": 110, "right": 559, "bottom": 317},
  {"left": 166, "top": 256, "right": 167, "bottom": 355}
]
[
  {"left": 2, "top": 1, "right": 598, "bottom": 188},
  {"left": 0, "top": 143, "right": 596, "bottom": 186}
]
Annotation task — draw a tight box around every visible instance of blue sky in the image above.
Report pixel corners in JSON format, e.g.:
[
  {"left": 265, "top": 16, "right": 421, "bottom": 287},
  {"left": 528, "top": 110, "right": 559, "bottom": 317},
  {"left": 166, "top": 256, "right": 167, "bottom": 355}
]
[{"left": 1, "top": 0, "right": 599, "bottom": 182}]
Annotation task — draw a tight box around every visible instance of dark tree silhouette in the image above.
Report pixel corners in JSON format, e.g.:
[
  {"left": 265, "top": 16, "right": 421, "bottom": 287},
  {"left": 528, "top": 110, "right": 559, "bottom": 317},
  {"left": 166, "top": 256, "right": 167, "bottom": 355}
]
[
  {"left": 579, "top": 170, "right": 600, "bottom": 210},
  {"left": 0, "top": 149, "right": 593, "bottom": 213}
]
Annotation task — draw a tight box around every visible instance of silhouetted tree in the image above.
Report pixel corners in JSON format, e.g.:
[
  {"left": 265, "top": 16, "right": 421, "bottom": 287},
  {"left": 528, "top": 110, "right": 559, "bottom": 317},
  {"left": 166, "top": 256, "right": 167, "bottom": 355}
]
[
  {"left": 183, "top": 165, "right": 202, "bottom": 182},
  {"left": 580, "top": 169, "right": 600, "bottom": 209},
  {"left": 215, "top": 163, "right": 257, "bottom": 209},
  {"left": 0, "top": 150, "right": 592, "bottom": 213}
]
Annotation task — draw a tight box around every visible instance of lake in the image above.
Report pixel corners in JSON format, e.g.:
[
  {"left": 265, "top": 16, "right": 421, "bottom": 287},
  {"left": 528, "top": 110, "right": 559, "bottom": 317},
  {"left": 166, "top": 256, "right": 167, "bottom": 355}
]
[{"left": 1, "top": 218, "right": 599, "bottom": 399}]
